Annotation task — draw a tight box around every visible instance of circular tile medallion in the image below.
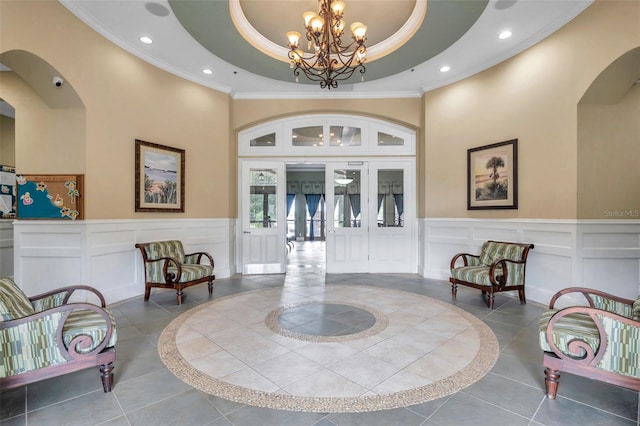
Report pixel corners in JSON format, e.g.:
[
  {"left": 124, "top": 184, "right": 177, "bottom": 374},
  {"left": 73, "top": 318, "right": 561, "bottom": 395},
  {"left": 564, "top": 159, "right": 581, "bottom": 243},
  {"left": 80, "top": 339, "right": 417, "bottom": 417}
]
[
  {"left": 266, "top": 301, "right": 388, "bottom": 342},
  {"left": 159, "top": 285, "right": 499, "bottom": 413}
]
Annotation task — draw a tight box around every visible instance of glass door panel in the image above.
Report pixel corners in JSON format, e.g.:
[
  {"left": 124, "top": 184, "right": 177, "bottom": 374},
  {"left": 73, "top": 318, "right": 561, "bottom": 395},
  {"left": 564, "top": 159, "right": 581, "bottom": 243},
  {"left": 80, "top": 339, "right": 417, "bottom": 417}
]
[
  {"left": 241, "top": 161, "right": 285, "bottom": 274},
  {"left": 325, "top": 163, "right": 368, "bottom": 273}
]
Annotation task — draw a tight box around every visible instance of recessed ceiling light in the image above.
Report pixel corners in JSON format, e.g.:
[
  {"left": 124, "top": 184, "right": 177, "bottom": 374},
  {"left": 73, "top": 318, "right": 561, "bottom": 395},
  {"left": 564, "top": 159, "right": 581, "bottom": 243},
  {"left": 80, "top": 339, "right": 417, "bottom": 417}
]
[
  {"left": 498, "top": 30, "right": 512, "bottom": 40},
  {"left": 139, "top": 36, "right": 153, "bottom": 44},
  {"left": 202, "top": 68, "right": 213, "bottom": 75},
  {"left": 440, "top": 65, "right": 451, "bottom": 73}
]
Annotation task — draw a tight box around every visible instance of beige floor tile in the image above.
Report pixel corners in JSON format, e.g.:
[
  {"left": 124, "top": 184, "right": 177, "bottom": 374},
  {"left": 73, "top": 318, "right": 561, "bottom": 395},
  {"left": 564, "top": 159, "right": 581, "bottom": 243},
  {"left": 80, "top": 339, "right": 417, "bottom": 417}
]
[
  {"left": 189, "top": 350, "right": 247, "bottom": 378},
  {"left": 220, "top": 368, "right": 280, "bottom": 393},
  {"left": 284, "top": 369, "right": 367, "bottom": 397},
  {"left": 252, "top": 351, "right": 323, "bottom": 388},
  {"left": 329, "top": 352, "right": 399, "bottom": 389}
]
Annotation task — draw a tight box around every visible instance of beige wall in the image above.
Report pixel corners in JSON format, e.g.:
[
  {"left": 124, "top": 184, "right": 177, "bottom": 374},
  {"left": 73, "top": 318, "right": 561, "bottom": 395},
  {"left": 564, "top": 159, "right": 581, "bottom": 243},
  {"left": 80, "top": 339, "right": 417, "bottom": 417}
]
[
  {"left": 0, "top": 114, "right": 15, "bottom": 166},
  {"left": 578, "top": 84, "right": 640, "bottom": 219},
  {"left": 232, "top": 98, "right": 422, "bottom": 132},
  {"left": 422, "top": 0, "right": 639, "bottom": 219},
  {"left": 0, "top": 72, "right": 85, "bottom": 173},
  {"left": 0, "top": 1, "right": 232, "bottom": 219},
  {"left": 2, "top": 1, "right": 637, "bottom": 221}
]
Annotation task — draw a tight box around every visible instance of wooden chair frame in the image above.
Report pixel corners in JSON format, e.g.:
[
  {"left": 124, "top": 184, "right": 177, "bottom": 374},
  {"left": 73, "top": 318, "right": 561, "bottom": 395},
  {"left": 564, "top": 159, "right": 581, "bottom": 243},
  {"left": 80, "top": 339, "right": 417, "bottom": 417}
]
[{"left": 449, "top": 240, "right": 534, "bottom": 308}]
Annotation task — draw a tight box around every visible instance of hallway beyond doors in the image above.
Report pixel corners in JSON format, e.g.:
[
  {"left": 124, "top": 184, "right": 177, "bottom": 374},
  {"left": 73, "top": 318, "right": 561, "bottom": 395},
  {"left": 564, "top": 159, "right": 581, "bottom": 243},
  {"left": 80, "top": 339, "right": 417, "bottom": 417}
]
[{"left": 285, "top": 241, "right": 326, "bottom": 287}]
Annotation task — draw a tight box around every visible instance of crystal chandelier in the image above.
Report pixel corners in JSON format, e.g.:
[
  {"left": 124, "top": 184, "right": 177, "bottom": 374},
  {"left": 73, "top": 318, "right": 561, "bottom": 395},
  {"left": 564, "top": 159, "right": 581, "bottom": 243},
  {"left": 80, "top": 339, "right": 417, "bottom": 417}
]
[{"left": 286, "top": 0, "right": 367, "bottom": 90}]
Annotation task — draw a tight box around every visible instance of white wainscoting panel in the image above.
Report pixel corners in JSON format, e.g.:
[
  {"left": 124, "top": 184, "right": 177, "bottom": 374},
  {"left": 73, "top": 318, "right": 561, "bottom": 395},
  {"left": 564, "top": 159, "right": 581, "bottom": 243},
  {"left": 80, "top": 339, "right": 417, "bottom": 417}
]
[
  {"left": 420, "top": 219, "right": 640, "bottom": 306},
  {"left": 13, "top": 219, "right": 236, "bottom": 304},
  {"left": 0, "top": 220, "right": 14, "bottom": 277}
]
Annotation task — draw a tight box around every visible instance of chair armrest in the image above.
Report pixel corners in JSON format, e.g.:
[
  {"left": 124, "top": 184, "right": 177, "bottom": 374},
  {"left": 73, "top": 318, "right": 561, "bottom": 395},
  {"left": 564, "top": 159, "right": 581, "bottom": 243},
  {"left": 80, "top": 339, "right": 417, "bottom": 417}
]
[
  {"left": 488, "top": 258, "right": 526, "bottom": 286},
  {"left": 184, "top": 251, "right": 214, "bottom": 268},
  {"left": 29, "top": 285, "right": 107, "bottom": 311},
  {"left": 450, "top": 253, "right": 480, "bottom": 269},
  {"left": 549, "top": 287, "right": 635, "bottom": 309},
  {"left": 0, "top": 303, "right": 115, "bottom": 359},
  {"left": 544, "top": 306, "right": 639, "bottom": 371},
  {"left": 145, "top": 256, "right": 182, "bottom": 283}
]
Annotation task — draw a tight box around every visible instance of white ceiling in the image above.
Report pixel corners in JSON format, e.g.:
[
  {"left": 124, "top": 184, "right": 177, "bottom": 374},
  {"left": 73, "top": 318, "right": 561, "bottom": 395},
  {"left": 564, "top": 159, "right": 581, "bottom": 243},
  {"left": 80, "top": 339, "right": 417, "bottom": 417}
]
[{"left": 59, "top": 0, "right": 593, "bottom": 99}]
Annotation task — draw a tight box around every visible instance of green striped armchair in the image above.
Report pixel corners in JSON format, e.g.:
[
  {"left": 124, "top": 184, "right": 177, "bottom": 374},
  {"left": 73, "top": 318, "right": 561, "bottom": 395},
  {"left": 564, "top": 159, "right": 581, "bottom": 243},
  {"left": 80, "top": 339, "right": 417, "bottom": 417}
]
[
  {"left": 539, "top": 287, "right": 640, "bottom": 399},
  {"left": 449, "top": 240, "right": 534, "bottom": 308},
  {"left": 135, "top": 240, "right": 215, "bottom": 305},
  {"left": 0, "top": 277, "right": 116, "bottom": 392}
]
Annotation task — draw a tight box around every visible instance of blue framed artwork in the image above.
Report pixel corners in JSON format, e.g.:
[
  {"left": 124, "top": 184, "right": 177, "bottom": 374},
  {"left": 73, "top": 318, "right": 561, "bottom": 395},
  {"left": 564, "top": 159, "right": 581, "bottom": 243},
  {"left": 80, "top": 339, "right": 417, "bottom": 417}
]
[{"left": 16, "top": 174, "right": 83, "bottom": 220}]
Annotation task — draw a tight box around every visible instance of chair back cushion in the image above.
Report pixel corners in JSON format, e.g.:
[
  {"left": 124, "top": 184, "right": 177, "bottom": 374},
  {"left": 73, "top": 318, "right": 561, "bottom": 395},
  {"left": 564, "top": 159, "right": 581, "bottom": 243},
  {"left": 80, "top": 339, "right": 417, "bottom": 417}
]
[
  {"left": 142, "top": 240, "right": 186, "bottom": 261},
  {"left": 479, "top": 241, "right": 525, "bottom": 266},
  {"left": 0, "top": 277, "right": 35, "bottom": 321}
]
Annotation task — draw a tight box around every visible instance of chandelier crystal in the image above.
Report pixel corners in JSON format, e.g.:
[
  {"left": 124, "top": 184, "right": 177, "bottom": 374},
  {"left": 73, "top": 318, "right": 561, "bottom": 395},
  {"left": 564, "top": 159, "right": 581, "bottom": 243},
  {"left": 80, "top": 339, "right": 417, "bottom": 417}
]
[{"left": 286, "top": 0, "right": 367, "bottom": 90}]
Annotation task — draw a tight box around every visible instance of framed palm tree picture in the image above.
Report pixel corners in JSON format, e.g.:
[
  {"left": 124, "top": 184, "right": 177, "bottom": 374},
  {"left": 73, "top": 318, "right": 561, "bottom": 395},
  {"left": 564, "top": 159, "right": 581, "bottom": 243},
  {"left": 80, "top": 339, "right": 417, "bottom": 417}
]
[
  {"left": 467, "top": 139, "right": 518, "bottom": 210},
  {"left": 135, "top": 139, "right": 185, "bottom": 212}
]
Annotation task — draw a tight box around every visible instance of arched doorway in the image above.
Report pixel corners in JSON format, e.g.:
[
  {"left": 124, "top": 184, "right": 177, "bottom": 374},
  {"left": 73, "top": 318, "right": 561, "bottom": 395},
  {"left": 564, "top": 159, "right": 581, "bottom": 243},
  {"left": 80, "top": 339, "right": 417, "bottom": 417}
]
[{"left": 237, "top": 114, "right": 417, "bottom": 275}]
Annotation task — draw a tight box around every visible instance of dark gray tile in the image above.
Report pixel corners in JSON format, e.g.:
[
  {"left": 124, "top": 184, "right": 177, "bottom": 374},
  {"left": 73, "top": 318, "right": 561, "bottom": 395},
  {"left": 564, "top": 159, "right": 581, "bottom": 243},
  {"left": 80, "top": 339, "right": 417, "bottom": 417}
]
[
  {"left": 405, "top": 395, "right": 450, "bottom": 418},
  {"left": 491, "top": 352, "right": 545, "bottom": 389},
  {"left": 462, "top": 372, "right": 545, "bottom": 418},
  {"left": 225, "top": 405, "right": 325, "bottom": 426},
  {"left": 26, "top": 390, "right": 123, "bottom": 426},
  {"left": 328, "top": 407, "right": 425, "bottom": 425},
  {"left": 126, "top": 389, "right": 223, "bottom": 425},
  {"left": 26, "top": 367, "right": 104, "bottom": 411},
  {"left": 96, "top": 415, "right": 131, "bottom": 426},
  {"left": 0, "top": 414, "right": 26, "bottom": 426},
  {"left": 535, "top": 396, "right": 637, "bottom": 426},
  {"left": 553, "top": 373, "right": 638, "bottom": 421},
  {"left": 115, "top": 350, "right": 166, "bottom": 384},
  {"left": 114, "top": 370, "right": 192, "bottom": 413},
  {"left": 428, "top": 392, "right": 530, "bottom": 426},
  {"left": 201, "top": 394, "right": 246, "bottom": 416},
  {"left": 0, "top": 386, "right": 25, "bottom": 420}
]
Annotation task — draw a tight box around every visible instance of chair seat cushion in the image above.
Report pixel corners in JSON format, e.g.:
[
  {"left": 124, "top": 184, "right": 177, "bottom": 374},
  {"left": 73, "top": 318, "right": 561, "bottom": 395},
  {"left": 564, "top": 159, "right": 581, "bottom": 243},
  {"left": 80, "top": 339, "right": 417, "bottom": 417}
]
[
  {"left": 167, "top": 264, "right": 213, "bottom": 283},
  {"left": 451, "top": 266, "right": 502, "bottom": 287},
  {"left": 0, "top": 277, "right": 35, "bottom": 320},
  {"left": 63, "top": 308, "right": 117, "bottom": 354},
  {"left": 539, "top": 309, "right": 600, "bottom": 355}
]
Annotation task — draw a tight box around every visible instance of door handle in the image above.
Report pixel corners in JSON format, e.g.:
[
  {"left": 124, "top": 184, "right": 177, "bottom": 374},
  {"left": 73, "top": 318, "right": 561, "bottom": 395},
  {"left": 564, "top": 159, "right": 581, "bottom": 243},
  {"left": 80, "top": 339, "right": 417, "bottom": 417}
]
[
  {"left": 328, "top": 230, "right": 335, "bottom": 234},
  {"left": 243, "top": 231, "right": 251, "bottom": 234}
]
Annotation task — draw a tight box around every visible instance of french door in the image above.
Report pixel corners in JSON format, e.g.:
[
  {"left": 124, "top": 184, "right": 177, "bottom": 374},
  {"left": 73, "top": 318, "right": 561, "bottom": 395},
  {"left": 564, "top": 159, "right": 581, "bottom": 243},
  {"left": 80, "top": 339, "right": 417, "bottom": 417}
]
[
  {"left": 325, "top": 162, "right": 369, "bottom": 273},
  {"left": 239, "top": 159, "right": 415, "bottom": 274},
  {"left": 325, "top": 160, "right": 415, "bottom": 273},
  {"left": 240, "top": 161, "right": 286, "bottom": 274}
]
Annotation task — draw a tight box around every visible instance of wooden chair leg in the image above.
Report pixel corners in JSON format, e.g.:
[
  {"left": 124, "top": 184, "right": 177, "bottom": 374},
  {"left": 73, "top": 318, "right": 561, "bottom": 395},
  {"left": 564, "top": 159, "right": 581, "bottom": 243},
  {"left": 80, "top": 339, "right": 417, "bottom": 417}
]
[
  {"left": 208, "top": 280, "right": 213, "bottom": 295},
  {"left": 100, "top": 362, "right": 114, "bottom": 392},
  {"left": 519, "top": 288, "right": 526, "bottom": 304},
  {"left": 176, "top": 288, "right": 183, "bottom": 305},
  {"left": 544, "top": 367, "right": 560, "bottom": 399},
  {"left": 144, "top": 286, "right": 151, "bottom": 301},
  {"left": 451, "top": 283, "right": 458, "bottom": 299},
  {"left": 487, "top": 292, "right": 495, "bottom": 309}
]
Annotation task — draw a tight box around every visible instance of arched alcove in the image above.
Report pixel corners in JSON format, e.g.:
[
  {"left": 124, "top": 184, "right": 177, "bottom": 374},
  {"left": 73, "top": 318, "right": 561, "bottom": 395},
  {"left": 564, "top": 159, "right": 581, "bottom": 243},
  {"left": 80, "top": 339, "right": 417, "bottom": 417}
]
[
  {"left": 0, "top": 50, "right": 87, "bottom": 277},
  {"left": 577, "top": 47, "right": 640, "bottom": 219}
]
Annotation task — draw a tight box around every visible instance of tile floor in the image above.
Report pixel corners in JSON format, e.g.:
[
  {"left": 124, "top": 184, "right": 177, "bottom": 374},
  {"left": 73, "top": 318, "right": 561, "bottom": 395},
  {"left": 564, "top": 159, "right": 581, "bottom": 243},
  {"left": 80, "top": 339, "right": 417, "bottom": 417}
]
[{"left": 1, "top": 242, "right": 638, "bottom": 425}]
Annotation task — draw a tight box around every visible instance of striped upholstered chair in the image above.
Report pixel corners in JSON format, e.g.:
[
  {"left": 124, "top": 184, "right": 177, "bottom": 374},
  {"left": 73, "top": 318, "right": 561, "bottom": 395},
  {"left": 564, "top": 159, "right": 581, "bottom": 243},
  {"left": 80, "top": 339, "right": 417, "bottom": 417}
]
[
  {"left": 0, "top": 277, "right": 117, "bottom": 392},
  {"left": 539, "top": 287, "right": 640, "bottom": 399},
  {"left": 449, "top": 240, "right": 534, "bottom": 308},
  {"left": 135, "top": 240, "right": 215, "bottom": 305}
]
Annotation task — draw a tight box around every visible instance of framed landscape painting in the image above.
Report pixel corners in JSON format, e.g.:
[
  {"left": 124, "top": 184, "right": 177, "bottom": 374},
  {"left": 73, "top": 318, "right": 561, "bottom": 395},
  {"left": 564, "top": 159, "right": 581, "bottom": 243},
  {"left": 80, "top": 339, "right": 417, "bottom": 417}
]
[
  {"left": 467, "top": 139, "right": 518, "bottom": 210},
  {"left": 135, "top": 139, "right": 185, "bottom": 212}
]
